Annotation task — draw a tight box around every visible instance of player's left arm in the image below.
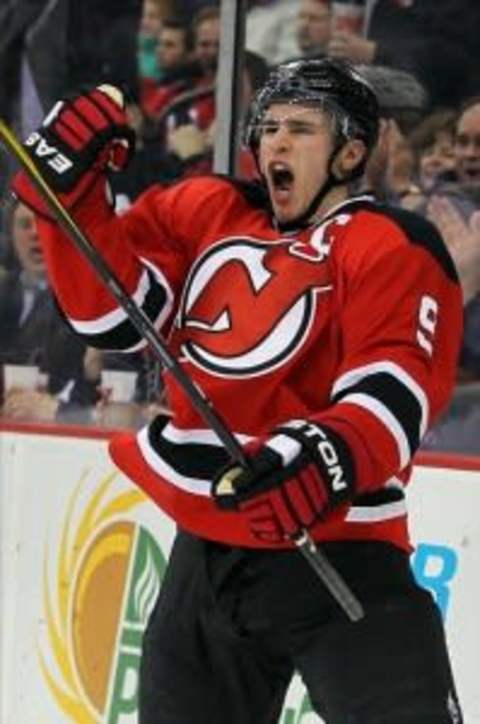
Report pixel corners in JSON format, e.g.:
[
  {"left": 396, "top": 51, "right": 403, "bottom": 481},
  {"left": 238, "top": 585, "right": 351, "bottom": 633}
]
[
  {"left": 318, "top": 235, "right": 462, "bottom": 488},
  {"left": 213, "top": 221, "right": 463, "bottom": 542}
]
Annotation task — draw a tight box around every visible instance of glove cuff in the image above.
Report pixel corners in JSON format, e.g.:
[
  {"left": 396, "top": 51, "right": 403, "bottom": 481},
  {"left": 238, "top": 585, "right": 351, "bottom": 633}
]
[{"left": 11, "top": 166, "right": 107, "bottom": 221}]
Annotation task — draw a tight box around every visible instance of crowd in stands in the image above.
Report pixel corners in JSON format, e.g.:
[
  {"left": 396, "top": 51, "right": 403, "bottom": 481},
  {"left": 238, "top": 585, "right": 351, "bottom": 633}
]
[{"left": 1, "top": 0, "right": 480, "bottom": 455}]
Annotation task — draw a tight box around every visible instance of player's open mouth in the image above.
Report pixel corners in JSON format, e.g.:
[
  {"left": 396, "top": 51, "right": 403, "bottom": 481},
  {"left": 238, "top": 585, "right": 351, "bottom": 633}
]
[{"left": 269, "top": 163, "right": 294, "bottom": 200}]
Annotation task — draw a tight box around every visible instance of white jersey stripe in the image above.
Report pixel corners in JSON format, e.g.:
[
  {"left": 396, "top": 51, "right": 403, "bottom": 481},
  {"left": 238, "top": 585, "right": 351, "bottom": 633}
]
[
  {"left": 346, "top": 499, "right": 407, "bottom": 522},
  {"left": 69, "top": 268, "right": 151, "bottom": 333},
  {"left": 161, "top": 422, "right": 253, "bottom": 447}
]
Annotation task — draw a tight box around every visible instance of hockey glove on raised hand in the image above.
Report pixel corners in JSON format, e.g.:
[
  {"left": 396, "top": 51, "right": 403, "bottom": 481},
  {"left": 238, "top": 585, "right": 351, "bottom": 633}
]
[
  {"left": 12, "top": 85, "right": 135, "bottom": 216},
  {"left": 212, "top": 420, "right": 356, "bottom": 543}
]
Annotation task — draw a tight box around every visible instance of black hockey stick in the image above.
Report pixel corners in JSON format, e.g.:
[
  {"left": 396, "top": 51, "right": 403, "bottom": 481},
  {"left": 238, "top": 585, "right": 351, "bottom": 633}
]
[{"left": 0, "top": 118, "right": 364, "bottom": 622}]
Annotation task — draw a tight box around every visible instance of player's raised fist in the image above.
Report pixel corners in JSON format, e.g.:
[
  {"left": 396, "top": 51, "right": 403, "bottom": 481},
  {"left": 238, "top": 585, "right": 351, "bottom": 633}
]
[{"left": 12, "top": 85, "right": 136, "bottom": 215}]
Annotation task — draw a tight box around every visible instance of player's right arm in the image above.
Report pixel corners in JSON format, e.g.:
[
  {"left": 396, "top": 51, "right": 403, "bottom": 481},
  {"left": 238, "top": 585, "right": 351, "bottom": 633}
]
[{"left": 12, "top": 86, "right": 190, "bottom": 353}]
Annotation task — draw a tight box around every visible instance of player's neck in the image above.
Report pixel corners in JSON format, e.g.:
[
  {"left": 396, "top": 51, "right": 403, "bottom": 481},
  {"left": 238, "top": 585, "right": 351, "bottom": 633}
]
[{"left": 311, "top": 185, "right": 349, "bottom": 223}]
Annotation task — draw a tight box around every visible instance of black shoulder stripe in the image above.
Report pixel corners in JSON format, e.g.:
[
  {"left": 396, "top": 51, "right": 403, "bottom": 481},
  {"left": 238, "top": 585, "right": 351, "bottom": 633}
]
[{"left": 361, "top": 201, "right": 459, "bottom": 283}]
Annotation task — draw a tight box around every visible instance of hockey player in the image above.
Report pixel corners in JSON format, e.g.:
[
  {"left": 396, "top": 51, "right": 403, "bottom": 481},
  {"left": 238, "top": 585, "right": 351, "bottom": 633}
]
[{"left": 13, "top": 59, "right": 463, "bottom": 723}]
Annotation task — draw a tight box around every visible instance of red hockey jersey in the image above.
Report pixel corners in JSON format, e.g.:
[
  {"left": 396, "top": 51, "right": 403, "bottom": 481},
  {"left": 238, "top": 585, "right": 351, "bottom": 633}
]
[{"left": 34, "top": 176, "right": 462, "bottom": 549}]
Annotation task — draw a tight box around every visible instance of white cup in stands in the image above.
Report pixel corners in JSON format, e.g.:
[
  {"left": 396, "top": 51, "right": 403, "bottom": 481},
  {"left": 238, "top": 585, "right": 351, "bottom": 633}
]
[
  {"left": 101, "top": 369, "right": 137, "bottom": 403},
  {"left": 3, "top": 364, "right": 40, "bottom": 391}
]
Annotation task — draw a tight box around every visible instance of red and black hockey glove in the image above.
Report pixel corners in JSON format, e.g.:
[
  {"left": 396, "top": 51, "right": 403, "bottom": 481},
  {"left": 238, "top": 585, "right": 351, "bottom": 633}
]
[
  {"left": 12, "top": 85, "right": 135, "bottom": 216},
  {"left": 212, "top": 420, "right": 356, "bottom": 543}
]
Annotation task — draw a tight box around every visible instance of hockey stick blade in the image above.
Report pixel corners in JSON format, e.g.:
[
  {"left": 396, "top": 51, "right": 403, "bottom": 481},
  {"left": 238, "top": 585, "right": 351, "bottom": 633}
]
[{"left": 0, "top": 117, "right": 364, "bottom": 622}]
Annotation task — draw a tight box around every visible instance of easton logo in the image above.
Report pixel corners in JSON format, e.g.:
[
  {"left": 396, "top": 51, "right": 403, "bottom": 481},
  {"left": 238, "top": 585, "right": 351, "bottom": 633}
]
[
  {"left": 25, "top": 131, "right": 73, "bottom": 174},
  {"left": 287, "top": 420, "right": 348, "bottom": 493},
  {"left": 177, "top": 237, "right": 332, "bottom": 377}
]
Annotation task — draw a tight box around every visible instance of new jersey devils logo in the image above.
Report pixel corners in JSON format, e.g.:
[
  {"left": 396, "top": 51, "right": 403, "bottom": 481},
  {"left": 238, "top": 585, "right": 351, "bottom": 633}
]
[{"left": 177, "top": 237, "right": 332, "bottom": 377}]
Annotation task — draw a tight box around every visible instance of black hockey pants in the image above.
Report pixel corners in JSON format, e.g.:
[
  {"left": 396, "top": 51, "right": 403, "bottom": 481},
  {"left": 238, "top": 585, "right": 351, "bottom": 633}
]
[{"left": 139, "top": 531, "right": 462, "bottom": 724}]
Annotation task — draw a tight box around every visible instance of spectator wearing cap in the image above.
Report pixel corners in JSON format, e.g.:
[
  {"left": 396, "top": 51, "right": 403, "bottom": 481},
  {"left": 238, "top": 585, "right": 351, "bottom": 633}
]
[{"left": 355, "top": 64, "right": 428, "bottom": 207}]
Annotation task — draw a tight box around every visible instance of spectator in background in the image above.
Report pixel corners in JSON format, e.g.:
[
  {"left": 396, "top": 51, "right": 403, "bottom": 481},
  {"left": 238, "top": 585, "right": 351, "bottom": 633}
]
[
  {"left": 165, "top": 49, "right": 268, "bottom": 180},
  {"left": 0, "top": 200, "right": 98, "bottom": 423},
  {"left": 426, "top": 100, "right": 480, "bottom": 391},
  {"left": 452, "top": 97, "right": 480, "bottom": 188},
  {"left": 144, "top": 6, "right": 220, "bottom": 133},
  {"left": 138, "top": 0, "right": 166, "bottom": 86},
  {"left": 141, "top": 17, "right": 194, "bottom": 119},
  {"left": 355, "top": 64, "right": 428, "bottom": 207},
  {"left": 427, "top": 196, "right": 480, "bottom": 310},
  {"left": 418, "top": 99, "right": 480, "bottom": 454},
  {"left": 0, "top": 200, "right": 52, "bottom": 367},
  {"left": 420, "top": 196, "right": 480, "bottom": 453},
  {"left": 157, "top": 18, "right": 193, "bottom": 72},
  {"left": 425, "top": 98, "right": 480, "bottom": 257},
  {"left": 109, "top": 103, "right": 176, "bottom": 208},
  {"left": 294, "top": 0, "right": 332, "bottom": 60},
  {"left": 192, "top": 5, "right": 220, "bottom": 76},
  {"left": 398, "top": 99, "right": 480, "bottom": 230},
  {"left": 327, "top": 0, "right": 478, "bottom": 110},
  {"left": 408, "top": 109, "right": 457, "bottom": 192}
]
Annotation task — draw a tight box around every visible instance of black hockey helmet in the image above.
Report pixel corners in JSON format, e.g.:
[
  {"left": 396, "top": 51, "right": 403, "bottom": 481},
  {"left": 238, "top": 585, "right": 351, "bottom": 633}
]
[{"left": 245, "top": 57, "right": 380, "bottom": 174}]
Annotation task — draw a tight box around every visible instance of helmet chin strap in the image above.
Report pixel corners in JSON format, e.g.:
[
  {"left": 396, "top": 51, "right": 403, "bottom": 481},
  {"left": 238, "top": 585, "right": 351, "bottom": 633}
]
[{"left": 275, "top": 143, "right": 346, "bottom": 232}]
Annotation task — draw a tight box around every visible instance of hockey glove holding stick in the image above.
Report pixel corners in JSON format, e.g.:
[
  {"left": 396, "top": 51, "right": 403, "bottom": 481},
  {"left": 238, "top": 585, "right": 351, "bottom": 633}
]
[
  {"left": 12, "top": 85, "right": 135, "bottom": 217},
  {"left": 213, "top": 420, "right": 356, "bottom": 543}
]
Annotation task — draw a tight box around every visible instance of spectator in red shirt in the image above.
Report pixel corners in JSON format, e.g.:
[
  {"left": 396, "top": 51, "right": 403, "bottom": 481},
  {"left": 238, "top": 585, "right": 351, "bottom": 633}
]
[{"left": 141, "top": 18, "right": 194, "bottom": 119}]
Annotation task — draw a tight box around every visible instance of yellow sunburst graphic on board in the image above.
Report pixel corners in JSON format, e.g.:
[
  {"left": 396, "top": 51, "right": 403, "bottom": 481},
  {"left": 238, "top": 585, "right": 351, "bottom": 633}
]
[{"left": 38, "top": 469, "right": 166, "bottom": 723}]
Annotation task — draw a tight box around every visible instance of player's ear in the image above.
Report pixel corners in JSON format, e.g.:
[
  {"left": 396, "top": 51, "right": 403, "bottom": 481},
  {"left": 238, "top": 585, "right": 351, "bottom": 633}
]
[{"left": 333, "top": 139, "right": 367, "bottom": 178}]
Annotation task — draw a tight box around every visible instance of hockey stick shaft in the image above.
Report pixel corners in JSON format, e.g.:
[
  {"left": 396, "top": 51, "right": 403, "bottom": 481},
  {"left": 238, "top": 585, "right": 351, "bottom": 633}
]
[
  {"left": 0, "top": 119, "right": 247, "bottom": 464},
  {"left": 0, "top": 118, "right": 364, "bottom": 621}
]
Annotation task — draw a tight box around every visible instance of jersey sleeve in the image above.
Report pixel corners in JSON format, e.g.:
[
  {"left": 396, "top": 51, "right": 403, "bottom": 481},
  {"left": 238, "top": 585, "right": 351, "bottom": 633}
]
[
  {"left": 312, "top": 212, "right": 463, "bottom": 496},
  {"left": 34, "top": 177, "right": 210, "bottom": 352}
]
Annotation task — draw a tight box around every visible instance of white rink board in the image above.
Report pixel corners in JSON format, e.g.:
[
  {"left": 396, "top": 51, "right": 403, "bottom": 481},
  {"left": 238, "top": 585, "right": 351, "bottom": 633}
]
[{"left": 0, "top": 429, "right": 479, "bottom": 723}]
